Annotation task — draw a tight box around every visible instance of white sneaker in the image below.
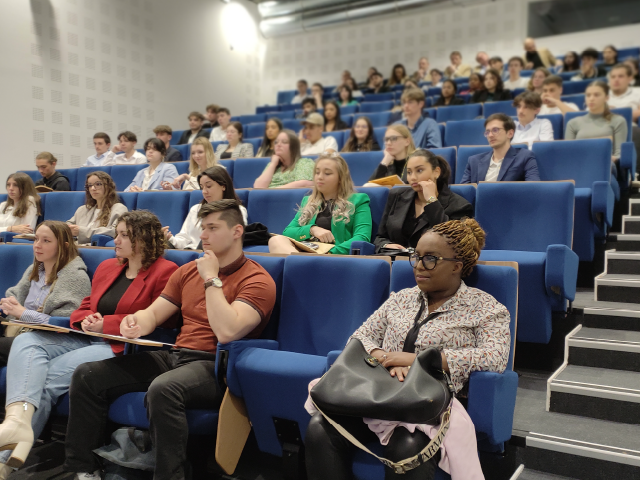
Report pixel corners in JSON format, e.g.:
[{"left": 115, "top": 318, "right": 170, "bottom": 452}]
[{"left": 75, "top": 472, "right": 101, "bottom": 480}]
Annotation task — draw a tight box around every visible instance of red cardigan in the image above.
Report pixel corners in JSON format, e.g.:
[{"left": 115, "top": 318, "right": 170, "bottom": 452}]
[{"left": 71, "top": 257, "right": 179, "bottom": 355}]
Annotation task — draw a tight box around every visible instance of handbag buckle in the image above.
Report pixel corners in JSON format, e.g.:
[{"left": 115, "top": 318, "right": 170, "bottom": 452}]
[{"left": 364, "top": 355, "right": 380, "bottom": 367}]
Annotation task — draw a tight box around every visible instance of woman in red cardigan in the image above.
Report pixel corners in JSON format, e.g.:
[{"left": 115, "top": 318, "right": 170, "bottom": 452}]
[{"left": 0, "top": 211, "right": 177, "bottom": 478}]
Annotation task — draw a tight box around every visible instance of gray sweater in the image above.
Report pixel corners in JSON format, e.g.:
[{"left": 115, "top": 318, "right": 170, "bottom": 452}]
[
  {"left": 5, "top": 256, "right": 91, "bottom": 320},
  {"left": 67, "top": 203, "right": 128, "bottom": 245},
  {"left": 565, "top": 112, "right": 628, "bottom": 158}
]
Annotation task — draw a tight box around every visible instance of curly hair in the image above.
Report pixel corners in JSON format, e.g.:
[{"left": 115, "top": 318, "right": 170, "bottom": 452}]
[
  {"left": 429, "top": 218, "right": 486, "bottom": 278},
  {"left": 83, "top": 171, "right": 119, "bottom": 227},
  {"left": 116, "top": 210, "right": 165, "bottom": 271}
]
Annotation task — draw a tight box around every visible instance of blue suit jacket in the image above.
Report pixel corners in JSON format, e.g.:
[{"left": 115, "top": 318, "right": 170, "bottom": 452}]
[
  {"left": 125, "top": 162, "right": 179, "bottom": 192},
  {"left": 460, "top": 146, "right": 540, "bottom": 184}
]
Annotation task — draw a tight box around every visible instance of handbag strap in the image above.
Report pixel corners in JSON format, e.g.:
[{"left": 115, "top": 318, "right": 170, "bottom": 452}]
[
  {"left": 312, "top": 400, "right": 451, "bottom": 475},
  {"left": 403, "top": 298, "right": 443, "bottom": 353}
]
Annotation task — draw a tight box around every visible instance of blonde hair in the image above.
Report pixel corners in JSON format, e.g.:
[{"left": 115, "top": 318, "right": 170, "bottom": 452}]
[
  {"left": 189, "top": 137, "right": 217, "bottom": 176},
  {"left": 298, "top": 154, "right": 356, "bottom": 226},
  {"left": 385, "top": 125, "right": 416, "bottom": 158}
]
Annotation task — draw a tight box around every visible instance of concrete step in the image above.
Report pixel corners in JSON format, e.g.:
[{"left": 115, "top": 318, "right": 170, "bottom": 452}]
[
  {"left": 595, "top": 273, "right": 640, "bottom": 304},
  {"left": 623, "top": 216, "right": 640, "bottom": 235},
  {"left": 568, "top": 326, "right": 640, "bottom": 372},
  {"left": 604, "top": 250, "right": 640, "bottom": 276},
  {"left": 582, "top": 307, "right": 640, "bottom": 332},
  {"left": 615, "top": 233, "right": 640, "bottom": 252},
  {"left": 630, "top": 199, "right": 640, "bottom": 217}
]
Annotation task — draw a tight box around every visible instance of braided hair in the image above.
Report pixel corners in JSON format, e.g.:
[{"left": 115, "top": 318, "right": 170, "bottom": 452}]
[{"left": 429, "top": 218, "right": 485, "bottom": 278}]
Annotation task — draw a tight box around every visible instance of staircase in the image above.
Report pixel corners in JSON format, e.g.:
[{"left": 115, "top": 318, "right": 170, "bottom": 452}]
[{"left": 512, "top": 197, "right": 640, "bottom": 480}]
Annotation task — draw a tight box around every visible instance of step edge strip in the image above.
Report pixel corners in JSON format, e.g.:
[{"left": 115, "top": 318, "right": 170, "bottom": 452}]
[
  {"left": 526, "top": 437, "right": 640, "bottom": 467},
  {"left": 569, "top": 338, "right": 640, "bottom": 353},
  {"left": 572, "top": 336, "right": 640, "bottom": 347},
  {"left": 550, "top": 380, "right": 640, "bottom": 400},
  {"left": 547, "top": 324, "right": 582, "bottom": 411},
  {"left": 584, "top": 307, "right": 640, "bottom": 318}
]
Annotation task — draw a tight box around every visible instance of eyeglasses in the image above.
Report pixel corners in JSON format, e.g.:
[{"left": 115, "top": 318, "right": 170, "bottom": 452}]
[
  {"left": 409, "top": 253, "right": 462, "bottom": 270},
  {"left": 384, "top": 136, "right": 401, "bottom": 143},
  {"left": 85, "top": 182, "right": 104, "bottom": 190},
  {"left": 483, "top": 127, "right": 505, "bottom": 137}
]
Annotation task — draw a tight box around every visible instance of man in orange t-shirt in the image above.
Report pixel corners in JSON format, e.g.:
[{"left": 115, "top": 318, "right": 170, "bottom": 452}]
[{"left": 64, "top": 200, "right": 276, "bottom": 480}]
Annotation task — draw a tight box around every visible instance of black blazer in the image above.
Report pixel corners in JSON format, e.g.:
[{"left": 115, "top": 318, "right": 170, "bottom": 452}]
[
  {"left": 434, "top": 96, "right": 466, "bottom": 107},
  {"left": 470, "top": 89, "right": 513, "bottom": 104},
  {"left": 177, "top": 128, "right": 209, "bottom": 145},
  {"left": 374, "top": 186, "right": 474, "bottom": 252},
  {"left": 165, "top": 146, "right": 184, "bottom": 163}
]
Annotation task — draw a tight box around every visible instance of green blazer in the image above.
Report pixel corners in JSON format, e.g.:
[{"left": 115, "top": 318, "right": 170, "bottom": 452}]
[{"left": 282, "top": 193, "right": 372, "bottom": 255}]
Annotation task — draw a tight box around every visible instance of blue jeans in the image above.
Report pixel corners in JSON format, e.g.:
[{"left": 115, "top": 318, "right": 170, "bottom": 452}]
[{"left": 1, "top": 330, "right": 114, "bottom": 464}]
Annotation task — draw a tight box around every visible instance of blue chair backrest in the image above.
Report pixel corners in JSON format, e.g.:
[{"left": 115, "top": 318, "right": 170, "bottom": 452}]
[
  {"left": 483, "top": 100, "right": 516, "bottom": 118},
  {"left": 476, "top": 181, "right": 575, "bottom": 251},
  {"left": 42, "top": 192, "right": 86, "bottom": 221},
  {"left": 173, "top": 161, "right": 190, "bottom": 176},
  {"left": 117, "top": 192, "right": 138, "bottom": 211},
  {"left": 136, "top": 191, "right": 190, "bottom": 234},
  {"left": 435, "top": 104, "right": 482, "bottom": 122},
  {"left": 430, "top": 147, "right": 457, "bottom": 184},
  {"left": 613, "top": 107, "right": 633, "bottom": 142},
  {"left": 236, "top": 189, "right": 250, "bottom": 209},
  {"left": 278, "top": 256, "right": 390, "bottom": 355},
  {"left": 373, "top": 127, "right": 386, "bottom": 148},
  {"left": 564, "top": 78, "right": 606, "bottom": 95},
  {"left": 358, "top": 101, "right": 394, "bottom": 113},
  {"left": 0, "top": 245, "right": 35, "bottom": 297},
  {"left": 163, "top": 250, "right": 199, "bottom": 267},
  {"left": 558, "top": 72, "right": 575, "bottom": 81},
  {"left": 189, "top": 190, "right": 203, "bottom": 209},
  {"left": 444, "top": 119, "right": 486, "bottom": 148},
  {"left": 450, "top": 184, "right": 477, "bottom": 208},
  {"left": 341, "top": 151, "right": 384, "bottom": 186},
  {"left": 455, "top": 146, "right": 492, "bottom": 184},
  {"left": 218, "top": 160, "right": 234, "bottom": 178},
  {"left": 172, "top": 144, "right": 191, "bottom": 162},
  {"left": 233, "top": 158, "right": 270, "bottom": 189},
  {"left": 282, "top": 119, "right": 302, "bottom": 131},
  {"left": 245, "top": 255, "right": 286, "bottom": 341},
  {"left": 340, "top": 105, "right": 358, "bottom": 115},
  {"left": 322, "top": 131, "right": 345, "bottom": 151},
  {"left": 256, "top": 105, "right": 281, "bottom": 114},
  {"left": 532, "top": 138, "right": 611, "bottom": 187},
  {"left": 268, "top": 111, "right": 295, "bottom": 120},
  {"left": 57, "top": 169, "right": 78, "bottom": 191},
  {"left": 362, "top": 93, "right": 394, "bottom": 102},
  {"left": 238, "top": 114, "right": 266, "bottom": 125},
  {"left": 342, "top": 115, "right": 354, "bottom": 128},
  {"left": 277, "top": 90, "right": 297, "bottom": 105},
  {"left": 170, "top": 130, "right": 186, "bottom": 145},
  {"left": 561, "top": 94, "right": 585, "bottom": 110},
  {"left": 354, "top": 112, "right": 391, "bottom": 128},
  {"left": 355, "top": 187, "right": 390, "bottom": 239},
  {"left": 538, "top": 114, "right": 563, "bottom": 140},
  {"left": 20, "top": 170, "right": 41, "bottom": 185},
  {"left": 452, "top": 77, "right": 469, "bottom": 85},
  {"left": 0, "top": 194, "right": 6, "bottom": 204},
  {"left": 423, "top": 108, "right": 437, "bottom": 121},
  {"left": 280, "top": 103, "right": 300, "bottom": 112},
  {"left": 77, "top": 166, "right": 113, "bottom": 187},
  {"left": 247, "top": 188, "right": 309, "bottom": 234},
  {"left": 78, "top": 248, "right": 116, "bottom": 280},
  {"left": 426, "top": 87, "right": 441, "bottom": 97},
  {"left": 243, "top": 138, "right": 262, "bottom": 156},
  {"left": 110, "top": 164, "right": 148, "bottom": 192},
  {"left": 246, "top": 123, "right": 266, "bottom": 140}
]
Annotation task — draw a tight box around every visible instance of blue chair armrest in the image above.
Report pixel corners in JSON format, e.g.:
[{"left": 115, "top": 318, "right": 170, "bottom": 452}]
[
  {"left": 0, "top": 232, "right": 19, "bottom": 243},
  {"left": 326, "top": 350, "right": 342, "bottom": 371},
  {"left": 216, "top": 339, "right": 279, "bottom": 397},
  {"left": 466, "top": 370, "right": 518, "bottom": 446},
  {"left": 545, "top": 245, "right": 579, "bottom": 301},
  {"left": 90, "top": 234, "right": 115, "bottom": 247},
  {"left": 48, "top": 317, "right": 71, "bottom": 328},
  {"left": 620, "top": 142, "right": 637, "bottom": 184},
  {"left": 591, "top": 181, "right": 614, "bottom": 228},
  {"left": 350, "top": 241, "right": 375, "bottom": 255}
]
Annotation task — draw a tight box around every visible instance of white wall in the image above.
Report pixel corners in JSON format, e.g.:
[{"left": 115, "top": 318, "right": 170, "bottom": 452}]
[{"left": 0, "top": 0, "right": 263, "bottom": 191}]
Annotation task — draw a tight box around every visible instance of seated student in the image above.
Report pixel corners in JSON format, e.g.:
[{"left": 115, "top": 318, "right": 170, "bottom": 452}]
[
  {"left": 306, "top": 218, "right": 510, "bottom": 480},
  {"left": 341, "top": 116, "right": 381, "bottom": 152},
  {"left": 490, "top": 56, "right": 508, "bottom": 80},
  {"left": 0, "top": 173, "right": 40, "bottom": 235},
  {"left": 461, "top": 113, "right": 540, "bottom": 183},
  {"left": 374, "top": 149, "right": 473, "bottom": 253},
  {"left": 572, "top": 48, "right": 608, "bottom": 81},
  {"left": 171, "top": 137, "right": 219, "bottom": 191},
  {"left": 165, "top": 166, "right": 247, "bottom": 250},
  {"left": 512, "top": 92, "right": 554, "bottom": 148},
  {"left": 292, "top": 79, "right": 311, "bottom": 104},
  {"left": 299, "top": 113, "right": 339, "bottom": 155},
  {"left": 624, "top": 58, "right": 640, "bottom": 87},
  {"left": 214, "top": 122, "right": 254, "bottom": 160},
  {"left": 256, "top": 118, "right": 284, "bottom": 157},
  {"left": 608, "top": 63, "right": 640, "bottom": 125},
  {"left": 559, "top": 51, "right": 581, "bottom": 73},
  {"left": 540, "top": 75, "right": 580, "bottom": 115},
  {"left": 523, "top": 37, "right": 558, "bottom": 69},
  {"left": 403, "top": 79, "right": 420, "bottom": 91},
  {"left": 394, "top": 89, "right": 442, "bottom": 149},
  {"left": 34, "top": 152, "right": 70, "bottom": 191},
  {"left": 0, "top": 221, "right": 91, "bottom": 369},
  {"left": 311, "top": 82, "right": 324, "bottom": 109},
  {"left": 471, "top": 69, "right": 512, "bottom": 103},
  {"left": 444, "top": 50, "right": 473, "bottom": 79},
  {"left": 602, "top": 45, "right": 619, "bottom": 69},
  {"left": 268, "top": 153, "right": 372, "bottom": 255},
  {"left": 527, "top": 67, "right": 550, "bottom": 95},
  {"left": 84, "top": 132, "right": 115, "bottom": 166},
  {"left": 433, "top": 79, "right": 465, "bottom": 106},
  {"left": 64, "top": 200, "right": 276, "bottom": 480},
  {"left": 209, "top": 107, "right": 231, "bottom": 142},
  {"left": 504, "top": 57, "right": 530, "bottom": 91},
  {"left": 460, "top": 72, "right": 484, "bottom": 96},
  {"left": 474, "top": 51, "right": 490, "bottom": 75},
  {"left": 338, "top": 85, "right": 359, "bottom": 107},
  {"left": 0, "top": 211, "right": 177, "bottom": 476},
  {"left": 125, "top": 138, "right": 179, "bottom": 192},
  {"left": 387, "top": 64, "right": 409, "bottom": 87},
  {"left": 104, "top": 131, "right": 147, "bottom": 165},
  {"left": 565, "top": 81, "right": 628, "bottom": 163},
  {"left": 254, "top": 129, "right": 316, "bottom": 189},
  {"left": 368, "top": 125, "right": 416, "bottom": 183},
  {"left": 323, "top": 100, "right": 349, "bottom": 132},
  {"left": 202, "top": 103, "right": 219, "bottom": 129},
  {"left": 177, "top": 112, "right": 209, "bottom": 145},
  {"left": 411, "top": 57, "right": 431, "bottom": 83},
  {"left": 296, "top": 98, "right": 318, "bottom": 120},
  {"left": 364, "top": 71, "right": 389, "bottom": 94},
  {"left": 153, "top": 125, "right": 183, "bottom": 163},
  {"left": 429, "top": 69, "right": 443, "bottom": 87},
  {"left": 344, "top": 77, "right": 364, "bottom": 98},
  {"left": 67, "top": 172, "right": 128, "bottom": 244}
]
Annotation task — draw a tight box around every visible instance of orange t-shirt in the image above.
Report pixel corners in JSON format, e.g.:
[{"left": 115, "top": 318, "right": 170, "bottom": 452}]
[{"left": 160, "top": 255, "right": 276, "bottom": 353}]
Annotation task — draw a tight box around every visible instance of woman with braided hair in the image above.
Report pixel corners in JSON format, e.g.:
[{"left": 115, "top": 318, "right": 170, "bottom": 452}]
[{"left": 305, "top": 218, "right": 510, "bottom": 480}]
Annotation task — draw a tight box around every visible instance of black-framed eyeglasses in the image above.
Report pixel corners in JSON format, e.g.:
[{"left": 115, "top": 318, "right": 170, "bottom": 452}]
[
  {"left": 85, "top": 182, "right": 104, "bottom": 190},
  {"left": 409, "top": 253, "right": 462, "bottom": 270}
]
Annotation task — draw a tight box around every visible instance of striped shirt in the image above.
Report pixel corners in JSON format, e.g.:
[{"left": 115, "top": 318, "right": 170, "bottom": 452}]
[{"left": 19, "top": 264, "right": 53, "bottom": 324}]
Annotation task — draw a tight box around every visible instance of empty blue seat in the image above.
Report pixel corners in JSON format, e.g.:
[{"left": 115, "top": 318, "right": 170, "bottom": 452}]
[
  {"left": 563, "top": 78, "right": 605, "bottom": 95},
  {"left": 358, "top": 101, "right": 394, "bottom": 113},
  {"left": 449, "top": 183, "right": 477, "bottom": 208},
  {"left": 423, "top": 107, "right": 437, "bottom": 121},
  {"left": 426, "top": 87, "right": 441, "bottom": 97},
  {"left": 444, "top": 119, "right": 486, "bottom": 148},
  {"left": 362, "top": 93, "right": 394, "bottom": 102},
  {"left": 340, "top": 105, "right": 358, "bottom": 115},
  {"left": 42, "top": 192, "right": 87, "bottom": 221},
  {"left": 233, "top": 158, "right": 270, "bottom": 189},
  {"left": 0, "top": 245, "right": 37, "bottom": 297},
  {"left": 538, "top": 114, "right": 563, "bottom": 140},
  {"left": 373, "top": 127, "right": 386, "bottom": 148},
  {"left": 561, "top": 94, "right": 585, "bottom": 110},
  {"left": 247, "top": 188, "right": 309, "bottom": 234},
  {"left": 78, "top": 247, "right": 117, "bottom": 280},
  {"left": 163, "top": 250, "right": 200, "bottom": 267},
  {"left": 136, "top": 191, "right": 190, "bottom": 235},
  {"left": 218, "top": 160, "right": 234, "bottom": 179},
  {"left": 431, "top": 147, "right": 457, "bottom": 184},
  {"left": 188, "top": 189, "right": 204, "bottom": 209},
  {"left": 280, "top": 103, "right": 301, "bottom": 112},
  {"left": 245, "top": 122, "right": 266, "bottom": 140},
  {"left": 341, "top": 114, "right": 354, "bottom": 128},
  {"left": 435, "top": 104, "right": 482, "bottom": 122},
  {"left": 340, "top": 151, "right": 383, "bottom": 186},
  {"left": 354, "top": 187, "right": 390, "bottom": 238},
  {"left": 237, "top": 114, "right": 266, "bottom": 125},
  {"left": 169, "top": 130, "right": 186, "bottom": 145},
  {"left": 110, "top": 164, "right": 148, "bottom": 192},
  {"left": 282, "top": 119, "right": 302, "bottom": 131},
  {"left": 277, "top": 90, "right": 298, "bottom": 105},
  {"left": 322, "top": 131, "right": 346, "bottom": 151},
  {"left": 354, "top": 112, "right": 391, "bottom": 128},
  {"left": 256, "top": 105, "right": 281, "bottom": 114},
  {"left": 268, "top": 111, "right": 295, "bottom": 120},
  {"left": 483, "top": 100, "right": 516, "bottom": 118},
  {"left": 243, "top": 138, "right": 262, "bottom": 156}
]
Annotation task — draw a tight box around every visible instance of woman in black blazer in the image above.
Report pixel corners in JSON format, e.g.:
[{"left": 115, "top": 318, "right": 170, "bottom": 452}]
[
  {"left": 374, "top": 149, "right": 473, "bottom": 252},
  {"left": 470, "top": 69, "right": 512, "bottom": 103},
  {"left": 433, "top": 79, "right": 466, "bottom": 107}
]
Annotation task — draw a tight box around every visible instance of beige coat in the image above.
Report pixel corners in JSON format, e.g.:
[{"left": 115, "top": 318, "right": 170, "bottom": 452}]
[
  {"left": 445, "top": 63, "right": 473, "bottom": 79},
  {"left": 66, "top": 202, "right": 128, "bottom": 244}
]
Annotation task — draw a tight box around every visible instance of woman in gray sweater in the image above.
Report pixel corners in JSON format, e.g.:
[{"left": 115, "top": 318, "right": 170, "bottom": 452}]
[
  {"left": 0, "top": 221, "right": 91, "bottom": 366},
  {"left": 565, "top": 81, "right": 628, "bottom": 161}
]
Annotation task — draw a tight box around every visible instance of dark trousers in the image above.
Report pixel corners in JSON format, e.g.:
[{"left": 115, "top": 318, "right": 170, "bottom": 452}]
[
  {"left": 0, "top": 336, "right": 15, "bottom": 367},
  {"left": 64, "top": 349, "right": 223, "bottom": 480},
  {"left": 305, "top": 413, "right": 438, "bottom": 480}
]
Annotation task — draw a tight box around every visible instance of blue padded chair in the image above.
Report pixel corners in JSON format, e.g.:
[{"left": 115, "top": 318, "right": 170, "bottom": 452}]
[
  {"left": 444, "top": 119, "right": 486, "bottom": 148},
  {"left": 136, "top": 191, "right": 190, "bottom": 235},
  {"left": 354, "top": 187, "right": 390, "bottom": 239},
  {"left": 558, "top": 72, "right": 575, "bottom": 81},
  {"left": 246, "top": 122, "right": 266, "bottom": 140},
  {"left": 78, "top": 247, "right": 117, "bottom": 280},
  {"left": 358, "top": 101, "right": 394, "bottom": 113},
  {"left": 282, "top": 119, "right": 302, "bottom": 131},
  {"left": 373, "top": 127, "right": 386, "bottom": 148},
  {"left": 341, "top": 151, "right": 384, "bottom": 186},
  {"left": 77, "top": 166, "right": 112, "bottom": 187},
  {"left": 243, "top": 138, "right": 262, "bottom": 156},
  {"left": 238, "top": 114, "right": 266, "bottom": 125},
  {"left": 362, "top": 93, "right": 394, "bottom": 102},
  {"left": 435, "top": 104, "right": 482, "bottom": 123},
  {"left": 280, "top": 103, "right": 301, "bottom": 112},
  {"left": 169, "top": 130, "right": 186, "bottom": 145},
  {"left": 110, "top": 164, "right": 149, "bottom": 192},
  {"left": 172, "top": 161, "right": 190, "bottom": 176},
  {"left": 188, "top": 189, "right": 203, "bottom": 209},
  {"left": 42, "top": 192, "right": 86, "bottom": 221},
  {"left": 423, "top": 108, "right": 437, "bottom": 121},
  {"left": 455, "top": 146, "right": 491, "bottom": 184},
  {"left": 163, "top": 250, "right": 200, "bottom": 267},
  {"left": 431, "top": 147, "right": 457, "bottom": 184},
  {"left": 476, "top": 182, "right": 578, "bottom": 343},
  {"left": 561, "top": 94, "right": 585, "bottom": 110},
  {"left": 342, "top": 115, "right": 354, "bottom": 128},
  {"left": 233, "top": 158, "right": 270, "bottom": 189},
  {"left": 520, "top": 69, "right": 534, "bottom": 77},
  {"left": 57, "top": 169, "right": 78, "bottom": 191},
  {"left": 218, "top": 160, "right": 234, "bottom": 178},
  {"left": 117, "top": 192, "right": 138, "bottom": 212},
  {"left": 449, "top": 184, "right": 477, "bottom": 208},
  {"left": 256, "top": 105, "right": 281, "bottom": 114},
  {"left": 354, "top": 112, "right": 391, "bottom": 128},
  {"left": 277, "top": 90, "right": 298, "bottom": 105},
  {"left": 19, "top": 170, "right": 40, "bottom": 185},
  {"left": 564, "top": 78, "right": 606, "bottom": 95},
  {"left": 268, "top": 111, "right": 295, "bottom": 120},
  {"left": 539, "top": 114, "right": 563, "bottom": 140},
  {"left": 532, "top": 139, "right": 614, "bottom": 262},
  {"left": 322, "top": 131, "right": 345, "bottom": 151},
  {"left": 340, "top": 105, "right": 358, "bottom": 115},
  {"left": 246, "top": 188, "right": 309, "bottom": 234},
  {"left": 0, "top": 244, "right": 37, "bottom": 297},
  {"left": 483, "top": 100, "right": 516, "bottom": 118},
  {"left": 618, "top": 47, "right": 640, "bottom": 58},
  {"left": 172, "top": 144, "right": 191, "bottom": 162},
  {"left": 426, "top": 87, "right": 441, "bottom": 97},
  {"left": 452, "top": 77, "right": 469, "bottom": 85}
]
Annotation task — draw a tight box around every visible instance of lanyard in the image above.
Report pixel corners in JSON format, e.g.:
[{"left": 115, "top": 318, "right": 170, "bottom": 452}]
[{"left": 402, "top": 297, "right": 444, "bottom": 353}]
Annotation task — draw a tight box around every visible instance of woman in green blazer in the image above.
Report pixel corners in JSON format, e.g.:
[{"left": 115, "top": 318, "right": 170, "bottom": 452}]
[{"left": 269, "top": 153, "right": 372, "bottom": 255}]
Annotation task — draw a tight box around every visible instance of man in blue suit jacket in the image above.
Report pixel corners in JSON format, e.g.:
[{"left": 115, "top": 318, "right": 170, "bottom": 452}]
[{"left": 461, "top": 113, "right": 540, "bottom": 183}]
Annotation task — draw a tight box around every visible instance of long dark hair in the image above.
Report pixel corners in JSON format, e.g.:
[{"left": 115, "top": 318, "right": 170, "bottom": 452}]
[
  {"left": 323, "top": 100, "right": 346, "bottom": 130},
  {"left": 4, "top": 173, "right": 41, "bottom": 217},
  {"left": 339, "top": 85, "right": 354, "bottom": 104},
  {"left": 197, "top": 166, "right": 241, "bottom": 205},
  {"left": 342, "top": 116, "right": 376, "bottom": 152},
  {"left": 603, "top": 45, "right": 618, "bottom": 65},
  {"left": 407, "top": 149, "right": 451, "bottom": 192},
  {"left": 563, "top": 51, "right": 580, "bottom": 71},
  {"left": 388, "top": 63, "right": 407, "bottom": 86},
  {"left": 258, "top": 117, "right": 283, "bottom": 157},
  {"left": 485, "top": 69, "right": 505, "bottom": 92}
]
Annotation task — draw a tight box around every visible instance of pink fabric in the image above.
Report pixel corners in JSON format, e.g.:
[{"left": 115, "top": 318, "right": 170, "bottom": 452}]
[{"left": 305, "top": 380, "right": 484, "bottom": 480}]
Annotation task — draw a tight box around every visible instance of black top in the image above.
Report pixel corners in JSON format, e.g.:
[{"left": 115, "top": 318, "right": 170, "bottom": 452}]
[
  {"left": 369, "top": 158, "right": 408, "bottom": 183},
  {"left": 363, "top": 86, "right": 390, "bottom": 94},
  {"left": 315, "top": 200, "right": 334, "bottom": 232},
  {"left": 357, "top": 140, "right": 381, "bottom": 152},
  {"left": 374, "top": 186, "right": 474, "bottom": 252},
  {"left": 526, "top": 51, "right": 544, "bottom": 69},
  {"left": 434, "top": 96, "right": 466, "bottom": 107},
  {"left": 470, "top": 89, "right": 513, "bottom": 104},
  {"left": 165, "top": 146, "right": 183, "bottom": 163},
  {"left": 35, "top": 171, "right": 70, "bottom": 191},
  {"left": 203, "top": 121, "right": 219, "bottom": 129},
  {"left": 177, "top": 128, "right": 208, "bottom": 145},
  {"left": 326, "top": 120, "right": 349, "bottom": 132},
  {"left": 220, "top": 151, "right": 233, "bottom": 159},
  {"left": 96, "top": 269, "right": 134, "bottom": 316},
  {"left": 634, "top": 76, "right": 640, "bottom": 87}
]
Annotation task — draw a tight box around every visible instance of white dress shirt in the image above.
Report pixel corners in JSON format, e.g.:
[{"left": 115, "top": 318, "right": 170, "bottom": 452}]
[
  {"left": 513, "top": 117, "right": 555, "bottom": 148},
  {"left": 84, "top": 151, "right": 115, "bottom": 167},
  {"left": 539, "top": 102, "right": 579, "bottom": 116},
  {"left": 608, "top": 87, "right": 640, "bottom": 125},
  {"left": 104, "top": 150, "right": 147, "bottom": 166},
  {"left": 484, "top": 157, "right": 502, "bottom": 182},
  {"left": 300, "top": 136, "right": 339, "bottom": 156},
  {"left": 169, "top": 203, "right": 248, "bottom": 250},
  {"left": 209, "top": 126, "right": 227, "bottom": 142}
]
